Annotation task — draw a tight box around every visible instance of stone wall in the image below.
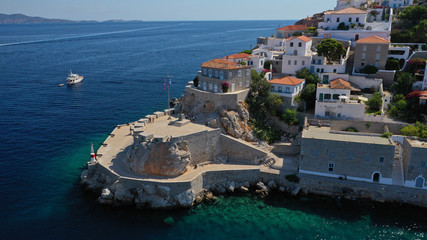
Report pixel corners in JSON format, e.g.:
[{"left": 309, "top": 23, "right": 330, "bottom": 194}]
[
  {"left": 179, "top": 129, "right": 221, "bottom": 164},
  {"left": 220, "top": 134, "right": 268, "bottom": 164},
  {"left": 272, "top": 143, "right": 299, "bottom": 156},
  {"left": 402, "top": 138, "right": 427, "bottom": 188},
  {"left": 308, "top": 118, "right": 408, "bottom": 134},
  {"left": 271, "top": 116, "right": 300, "bottom": 136}
]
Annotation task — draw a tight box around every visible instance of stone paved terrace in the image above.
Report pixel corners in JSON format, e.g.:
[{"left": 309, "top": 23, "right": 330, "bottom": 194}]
[{"left": 142, "top": 116, "right": 211, "bottom": 138}]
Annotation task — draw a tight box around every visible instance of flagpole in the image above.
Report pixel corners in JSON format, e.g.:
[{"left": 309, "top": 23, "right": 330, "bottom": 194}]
[{"left": 167, "top": 75, "right": 171, "bottom": 120}]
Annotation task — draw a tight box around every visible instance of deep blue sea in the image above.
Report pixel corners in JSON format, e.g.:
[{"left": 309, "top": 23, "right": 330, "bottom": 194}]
[{"left": 0, "top": 21, "right": 426, "bottom": 239}]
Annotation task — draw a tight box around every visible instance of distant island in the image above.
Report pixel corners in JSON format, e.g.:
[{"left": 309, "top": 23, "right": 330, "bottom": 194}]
[{"left": 0, "top": 13, "right": 142, "bottom": 24}]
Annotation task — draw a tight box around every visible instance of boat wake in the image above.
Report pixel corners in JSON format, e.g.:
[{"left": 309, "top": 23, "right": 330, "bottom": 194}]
[{"left": 0, "top": 24, "right": 183, "bottom": 47}]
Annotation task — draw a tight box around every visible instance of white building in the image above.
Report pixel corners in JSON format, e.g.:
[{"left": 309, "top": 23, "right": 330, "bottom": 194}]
[
  {"left": 276, "top": 25, "right": 308, "bottom": 38},
  {"left": 334, "top": 0, "right": 372, "bottom": 11},
  {"left": 388, "top": 0, "right": 413, "bottom": 8},
  {"left": 319, "top": 7, "right": 368, "bottom": 30},
  {"left": 269, "top": 76, "right": 305, "bottom": 106},
  {"left": 315, "top": 78, "right": 365, "bottom": 119}
]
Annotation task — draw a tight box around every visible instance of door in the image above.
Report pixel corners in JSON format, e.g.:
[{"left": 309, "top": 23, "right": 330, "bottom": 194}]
[
  {"left": 373, "top": 172, "right": 380, "bottom": 183},
  {"left": 231, "top": 83, "right": 235, "bottom": 92},
  {"left": 323, "top": 75, "right": 329, "bottom": 84},
  {"left": 415, "top": 177, "right": 424, "bottom": 188},
  {"left": 319, "top": 93, "right": 324, "bottom": 101}
]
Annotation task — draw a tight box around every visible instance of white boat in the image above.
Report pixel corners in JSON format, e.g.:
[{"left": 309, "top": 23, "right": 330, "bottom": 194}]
[{"left": 66, "top": 70, "right": 84, "bottom": 85}]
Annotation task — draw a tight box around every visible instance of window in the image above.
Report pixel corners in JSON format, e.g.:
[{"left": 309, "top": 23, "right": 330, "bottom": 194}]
[
  {"left": 238, "top": 70, "right": 242, "bottom": 77},
  {"left": 278, "top": 86, "right": 282, "bottom": 92},
  {"left": 286, "top": 87, "right": 290, "bottom": 93},
  {"left": 329, "top": 151, "right": 335, "bottom": 159},
  {"left": 379, "top": 157, "right": 384, "bottom": 163},
  {"left": 376, "top": 54, "right": 380, "bottom": 61},
  {"left": 214, "top": 84, "right": 218, "bottom": 93},
  {"left": 246, "top": 69, "right": 250, "bottom": 76},
  {"left": 349, "top": 17, "right": 352, "bottom": 22},
  {"left": 324, "top": 94, "right": 331, "bottom": 99},
  {"left": 208, "top": 69, "right": 212, "bottom": 77},
  {"left": 327, "top": 18, "right": 330, "bottom": 22},
  {"left": 316, "top": 69, "right": 320, "bottom": 73},
  {"left": 261, "top": 61, "right": 264, "bottom": 66},
  {"left": 246, "top": 80, "right": 250, "bottom": 88},
  {"left": 302, "top": 60, "right": 305, "bottom": 66},
  {"left": 325, "top": 111, "right": 330, "bottom": 116},
  {"left": 215, "top": 71, "right": 219, "bottom": 77},
  {"left": 271, "top": 86, "right": 275, "bottom": 91},
  {"left": 337, "top": 17, "right": 340, "bottom": 23},
  {"left": 356, "top": 17, "right": 359, "bottom": 22},
  {"left": 415, "top": 176, "right": 425, "bottom": 188},
  {"left": 220, "top": 71, "right": 224, "bottom": 80},
  {"left": 288, "top": 60, "right": 291, "bottom": 65},
  {"left": 298, "top": 42, "right": 302, "bottom": 47},
  {"left": 294, "top": 50, "right": 298, "bottom": 55},
  {"left": 209, "top": 83, "right": 213, "bottom": 91},
  {"left": 321, "top": 69, "right": 324, "bottom": 73},
  {"left": 318, "top": 59, "right": 321, "bottom": 65},
  {"left": 347, "top": 153, "right": 354, "bottom": 161},
  {"left": 377, "top": 46, "right": 381, "bottom": 52},
  {"left": 312, "top": 150, "right": 319, "bottom": 158},
  {"left": 328, "top": 163, "right": 335, "bottom": 172},
  {"left": 290, "top": 42, "right": 294, "bottom": 47},
  {"left": 362, "top": 53, "right": 366, "bottom": 61},
  {"left": 333, "top": 94, "right": 340, "bottom": 99},
  {"left": 203, "top": 68, "right": 207, "bottom": 75},
  {"left": 229, "top": 72, "right": 232, "bottom": 77},
  {"left": 239, "top": 81, "right": 242, "bottom": 87},
  {"left": 294, "top": 60, "right": 297, "bottom": 65},
  {"left": 312, "top": 59, "right": 316, "bottom": 64},
  {"left": 363, "top": 46, "right": 367, "bottom": 52}
]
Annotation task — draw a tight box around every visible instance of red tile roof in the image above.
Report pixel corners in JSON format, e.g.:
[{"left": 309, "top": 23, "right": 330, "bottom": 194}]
[
  {"left": 269, "top": 76, "right": 305, "bottom": 86},
  {"left": 286, "top": 35, "right": 313, "bottom": 42},
  {"left": 325, "top": 7, "right": 367, "bottom": 15},
  {"left": 356, "top": 35, "right": 391, "bottom": 44},
  {"left": 330, "top": 78, "right": 352, "bottom": 89},
  {"left": 277, "top": 25, "right": 307, "bottom": 31},
  {"left": 223, "top": 53, "right": 252, "bottom": 60},
  {"left": 201, "top": 59, "right": 249, "bottom": 70}
]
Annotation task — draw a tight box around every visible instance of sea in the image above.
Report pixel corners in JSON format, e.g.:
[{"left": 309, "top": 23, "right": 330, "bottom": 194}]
[{"left": 0, "top": 20, "right": 426, "bottom": 240}]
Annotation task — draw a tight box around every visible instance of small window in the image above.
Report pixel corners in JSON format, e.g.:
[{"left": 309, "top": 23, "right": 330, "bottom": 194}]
[
  {"left": 349, "top": 17, "right": 352, "bottom": 22},
  {"left": 271, "top": 86, "right": 275, "bottom": 91},
  {"left": 302, "top": 61, "right": 305, "bottom": 66},
  {"left": 239, "top": 81, "right": 242, "bottom": 87},
  {"left": 298, "top": 42, "right": 302, "bottom": 47},
  {"left": 325, "top": 111, "right": 330, "bottom": 116},
  {"left": 328, "top": 163, "right": 335, "bottom": 172},
  {"left": 294, "top": 60, "right": 297, "bottom": 65},
  {"left": 356, "top": 17, "right": 359, "bottom": 22},
  {"left": 209, "top": 83, "right": 213, "bottom": 90},
  {"left": 337, "top": 18, "right": 340, "bottom": 23},
  {"left": 203, "top": 68, "right": 207, "bottom": 75},
  {"left": 379, "top": 157, "right": 384, "bottom": 163},
  {"left": 215, "top": 71, "right": 219, "bottom": 77},
  {"left": 220, "top": 71, "right": 224, "bottom": 80},
  {"left": 324, "top": 94, "right": 331, "bottom": 99},
  {"left": 312, "top": 59, "right": 316, "bottom": 64},
  {"left": 229, "top": 72, "right": 232, "bottom": 77},
  {"left": 363, "top": 46, "right": 367, "bottom": 52},
  {"left": 377, "top": 46, "right": 381, "bottom": 52},
  {"left": 362, "top": 53, "right": 366, "bottom": 61},
  {"left": 286, "top": 87, "right": 290, "bottom": 93},
  {"left": 376, "top": 54, "right": 380, "bottom": 61},
  {"left": 288, "top": 60, "right": 291, "bottom": 65},
  {"left": 333, "top": 94, "right": 340, "bottom": 100},
  {"left": 290, "top": 42, "right": 294, "bottom": 47},
  {"left": 246, "top": 69, "right": 250, "bottom": 76},
  {"left": 214, "top": 84, "right": 218, "bottom": 93},
  {"left": 278, "top": 86, "right": 282, "bottom": 92},
  {"left": 316, "top": 69, "right": 320, "bottom": 73},
  {"left": 246, "top": 80, "right": 250, "bottom": 88},
  {"left": 318, "top": 59, "right": 321, "bottom": 65},
  {"left": 208, "top": 69, "right": 213, "bottom": 77},
  {"left": 238, "top": 70, "right": 242, "bottom": 77},
  {"left": 321, "top": 69, "right": 324, "bottom": 73},
  {"left": 333, "top": 69, "right": 337, "bottom": 73}
]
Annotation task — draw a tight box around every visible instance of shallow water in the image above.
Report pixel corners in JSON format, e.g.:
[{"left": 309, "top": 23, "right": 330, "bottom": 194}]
[{"left": 0, "top": 21, "right": 426, "bottom": 239}]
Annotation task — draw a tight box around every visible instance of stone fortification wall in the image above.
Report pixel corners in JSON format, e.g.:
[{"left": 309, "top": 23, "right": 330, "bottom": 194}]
[
  {"left": 272, "top": 143, "right": 299, "bottom": 156},
  {"left": 220, "top": 134, "right": 268, "bottom": 164},
  {"left": 308, "top": 118, "right": 408, "bottom": 134},
  {"left": 178, "top": 129, "right": 221, "bottom": 165},
  {"left": 183, "top": 86, "right": 249, "bottom": 113},
  {"left": 402, "top": 138, "right": 427, "bottom": 187}
]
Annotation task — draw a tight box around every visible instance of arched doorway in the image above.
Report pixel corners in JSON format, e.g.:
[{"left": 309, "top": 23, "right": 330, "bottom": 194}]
[
  {"left": 372, "top": 172, "right": 381, "bottom": 183},
  {"left": 355, "top": 34, "right": 359, "bottom": 41},
  {"left": 415, "top": 176, "right": 425, "bottom": 188}
]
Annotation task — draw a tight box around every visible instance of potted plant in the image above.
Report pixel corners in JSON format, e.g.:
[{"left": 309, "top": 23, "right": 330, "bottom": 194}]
[{"left": 222, "top": 81, "right": 230, "bottom": 93}]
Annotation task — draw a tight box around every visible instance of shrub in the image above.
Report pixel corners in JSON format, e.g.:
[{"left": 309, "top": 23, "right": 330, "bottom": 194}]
[
  {"left": 385, "top": 58, "right": 401, "bottom": 71},
  {"left": 240, "top": 50, "right": 252, "bottom": 54},
  {"left": 266, "top": 94, "right": 283, "bottom": 116},
  {"left": 346, "top": 127, "right": 358, "bottom": 132},
  {"left": 285, "top": 174, "right": 300, "bottom": 183},
  {"left": 366, "top": 92, "right": 382, "bottom": 112},
  {"left": 282, "top": 109, "right": 299, "bottom": 125},
  {"left": 382, "top": 132, "right": 392, "bottom": 138},
  {"left": 362, "top": 65, "right": 378, "bottom": 74},
  {"left": 337, "top": 22, "right": 349, "bottom": 30},
  {"left": 193, "top": 76, "right": 199, "bottom": 87},
  {"left": 222, "top": 81, "right": 229, "bottom": 93},
  {"left": 240, "top": 61, "right": 247, "bottom": 66},
  {"left": 263, "top": 60, "right": 272, "bottom": 70},
  {"left": 401, "top": 122, "right": 427, "bottom": 139}
]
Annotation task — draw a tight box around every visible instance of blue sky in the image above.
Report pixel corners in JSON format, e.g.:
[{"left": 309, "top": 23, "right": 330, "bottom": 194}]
[{"left": 2, "top": 0, "right": 337, "bottom": 21}]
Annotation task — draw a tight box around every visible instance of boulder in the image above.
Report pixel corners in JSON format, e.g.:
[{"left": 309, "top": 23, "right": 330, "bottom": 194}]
[
  {"left": 256, "top": 182, "right": 268, "bottom": 191},
  {"left": 156, "top": 185, "right": 171, "bottom": 198},
  {"left": 101, "top": 188, "right": 113, "bottom": 200},
  {"left": 143, "top": 184, "right": 156, "bottom": 195},
  {"left": 176, "top": 190, "right": 195, "bottom": 207},
  {"left": 114, "top": 184, "right": 134, "bottom": 203},
  {"left": 279, "top": 186, "right": 286, "bottom": 192},
  {"left": 208, "top": 118, "right": 218, "bottom": 128},
  {"left": 268, "top": 180, "right": 277, "bottom": 190},
  {"left": 291, "top": 186, "right": 301, "bottom": 196},
  {"left": 241, "top": 181, "right": 250, "bottom": 188},
  {"left": 239, "top": 186, "right": 249, "bottom": 192}
]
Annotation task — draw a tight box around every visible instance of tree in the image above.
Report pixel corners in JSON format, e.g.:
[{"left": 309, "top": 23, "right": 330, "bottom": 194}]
[
  {"left": 282, "top": 109, "right": 299, "bottom": 125},
  {"left": 366, "top": 92, "right": 382, "bottom": 112},
  {"left": 398, "top": 5, "right": 427, "bottom": 29},
  {"left": 362, "top": 65, "right": 378, "bottom": 74},
  {"left": 266, "top": 94, "right": 283, "bottom": 116},
  {"left": 337, "top": 22, "right": 348, "bottom": 30},
  {"left": 263, "top": 60, "right": 272, "bottom": 70},
  {"left": 250, "top": 69, "right": 270, "bottom": 98},
  {"left": 316, "top": 39, "right": 346, "bottom": 64},
  {"left": 392, "top": 72, "right": 417, "bottom": 95},
  {"left": 385, "top": 58, "right": 401, "bottom": 71},
  {"left": 300, "top": 84, "right": 317, "bottom": 109},
  {"left": 410, "top": 19, "right": 427, "bottom": 43},
  {"left": 296, "top": 67, "right": 320, "bottom": 85},
  {"left": 240, "top": 49, "right": 252, "bottom": 54}
]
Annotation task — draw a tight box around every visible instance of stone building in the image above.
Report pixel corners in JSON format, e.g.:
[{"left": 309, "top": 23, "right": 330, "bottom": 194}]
[
  {"left": 402, "top": 138, "right": 427, "bottom": 189},
  {"left": 354, "top": 35, "right": 390, "bottom": 72},
  {"left": 198, "top": 59, "right": 252, "bottom": 93},
  {"left": 300, "top": 126, "right": 396, "bottom": 184}
]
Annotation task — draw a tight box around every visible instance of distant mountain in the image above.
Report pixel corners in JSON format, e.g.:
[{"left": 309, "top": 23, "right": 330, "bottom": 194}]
[{"left": 0, "top": 13, "right": 142, "bottom": 24}]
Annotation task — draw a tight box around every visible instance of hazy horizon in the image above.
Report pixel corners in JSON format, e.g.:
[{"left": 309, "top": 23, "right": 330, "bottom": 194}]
[{"left": 1, "top": 0, "right": 336, "bottom": 22}]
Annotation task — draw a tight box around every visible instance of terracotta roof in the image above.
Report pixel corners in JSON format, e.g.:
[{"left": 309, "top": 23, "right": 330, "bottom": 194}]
[
  {"left": 223, "top": 53, "right": 252, "bottom": 60},
  {"left": 421, "top": 91, "right": 427, "bottom": 96},
  {"left": 277, "top": 25, "right": 307, "bottom": 31},
  {"left": 269, "top": 76, "right": 305, "bottom": 86},
  {"left": 201, "top": 59, "right": 249, "bottom": 70},
  {"left": 356, "top": 35, "right": 390, "bottom": 44},
  {"left": 286, "top": 35, "right": 313, "bottom": 42},
  {"left": 330, "top": 78, "right": 352, "bottom": 89},
  {"left": 325, "top": 7, "right": 367, "bottom": 15}
]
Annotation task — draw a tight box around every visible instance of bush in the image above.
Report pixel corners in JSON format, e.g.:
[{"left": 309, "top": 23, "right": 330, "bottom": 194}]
[
  {"left": 296, "top": 67, "right": 320, "bottom": 85},
  {"left": 385, "top": 58, "right": 401, "bottom": 71},
  {"left": 382, "top": 132, "right": 392, "bottom": 138},
  {"left": 285, "top": 174, "right": 300, "bottom": 183},
  {"left": 266, "top": 94, "right": 283, "bottom": 116},
  {"left": 337, "top": 22, "right": 349, "bottom": 30},
  {"left": 366, "top": 92, "right": 382, "bottom": 112},
  {"left": 222, "top": 81, "right": 229, "bottom": 93},
  {"left": 240, "top": 50, "right": 252, "bottom": 54},
  {"left": 240, "top": 61, "right": 247, "bottom": 66},
  {"left": 401, "top": 122, "right": 427, "bottom": 139},
  {"left": 193, "top": 76, "right": 199, "bottom": 87},
  {"left": 282, "top": 109, "right": 299, "bottom": 125},
  {"left": 346, "top": 127, "right": 358, "bottom": 132},
  {"left": 362, "top": 65, "right": 378, "bottom": 74},
  {"left": 263, "top": 60, "right": 272, "bottom": 70},
  {"left": 300, "top": 84, "right": 317, "bottom": 110}
]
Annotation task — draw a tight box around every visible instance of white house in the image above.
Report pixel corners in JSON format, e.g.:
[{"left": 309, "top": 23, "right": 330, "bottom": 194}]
[
  {"left": 276, "top": 25, "right": 308, "bottom": 38},
  {"left": 281, "top": 36, "right": 314, "bottom": 75},
  {"left": 315, "top": 78, "right": 365, "bottom": 119},
  {"left": 269, "top": 76, "right": 305, "bottom": 106},
  {"left": 388, "top": 0, "right": 413, "bottom": 8},
  {"left": 319, "top": 7, "right": 368, "bottom": 30}
]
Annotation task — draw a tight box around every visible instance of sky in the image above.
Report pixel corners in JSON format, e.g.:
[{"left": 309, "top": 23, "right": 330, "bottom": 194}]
[{"left": 1, "top": 0, "right": 337, "bottom": 21}]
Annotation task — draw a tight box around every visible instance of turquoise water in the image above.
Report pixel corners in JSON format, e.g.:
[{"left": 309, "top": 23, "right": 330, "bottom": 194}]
[{"left": 0, "top": 21, "right": 426, "bottom": 239}]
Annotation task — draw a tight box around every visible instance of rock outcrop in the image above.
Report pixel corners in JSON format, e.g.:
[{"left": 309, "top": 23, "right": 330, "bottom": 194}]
[
  {"left": 219, "top": 105, "right": 255, "bottom": 142},
  {"left": 125, "top": 140, "right": 191, "bottom": 177}
]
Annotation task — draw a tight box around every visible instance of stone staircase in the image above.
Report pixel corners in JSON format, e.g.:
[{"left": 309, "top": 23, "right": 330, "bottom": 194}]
[
  {"left": 345, "top": 50, "right": 355, "bottom": 74},
  {"left": 392, "top": 143, "right": 404, "bottom": 186}
]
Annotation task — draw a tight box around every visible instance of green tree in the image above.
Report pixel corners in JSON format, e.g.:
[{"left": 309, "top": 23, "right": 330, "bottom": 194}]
[
  {"left": 263, "top": 60, "right": 272, "bottom": 70},
  {"left": 282, "top": 109, "right": 299, "bottom": 125},
  {"left": 362, "top": 65, "right": 379, "bottom": 74},
  {"left": 385, "top": 58, "right": 401, "bottom": 71},
  {"left": 296, "top": 67, "right": 320, "bottom": 85},
  {"left": 337, "top": 22, "right": 348, "bottom": 30},
  {"left": 316, "top": 39, "right": 346, "bottom": 64},
  {"left": 266, "top": 94, "right": 283, "bottom": 116},
  {"left": 300, "top": 84, "right": 317, "bottom": 109},
  {"left": 398, "top": 5, "right": 427, "bottom": 29},
  {"left": 366, "top": 92, "right": 382, "bottom": 112},
  {"left": 401, "top": 124, "right": 420, "bottom": 137},
  {"left": 410, "top": 19, "right": 427, "bottom": 43},
  {"left": 392, "top": 72, "right": 417, "bottom": 95},
  {"left": 240, "top": 49, "right": 252, "bottom": 54},
  {"left": 250, "top": 69, "right": 270, "bottom": 98}
]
